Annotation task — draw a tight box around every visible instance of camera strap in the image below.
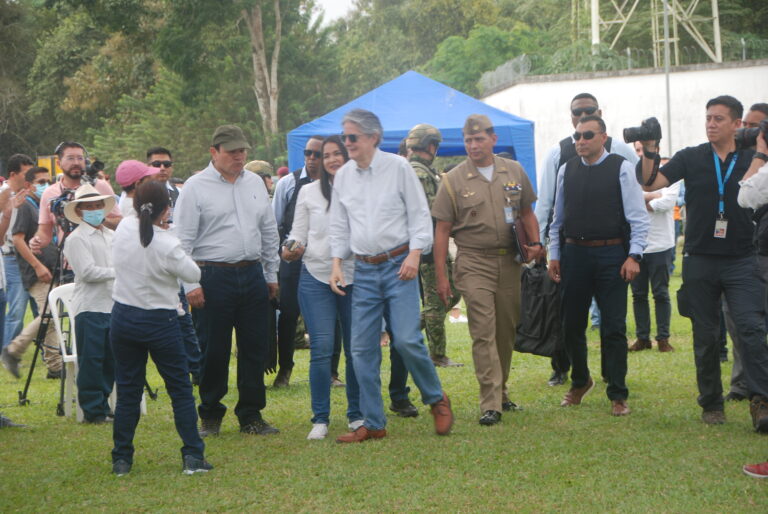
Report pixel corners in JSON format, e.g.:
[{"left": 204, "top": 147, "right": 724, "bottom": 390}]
[{"left": 712, "top": 149, "right": 737, "bottom": 216}]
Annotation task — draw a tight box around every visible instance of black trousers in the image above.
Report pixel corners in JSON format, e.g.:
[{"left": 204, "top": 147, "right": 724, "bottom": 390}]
[
  {"left": 195, "top": 262, "right": 269, "bottom": 425},
  {"left": 561, "top": 243, "right": 629, "bottom": 400},
  {"left": 277, "top": 259, "right": 302, "bottom": 371},
  {"left": 682, "top": 254, "right": 768, "bottom": 411},
  {"left": 631, "top": 248, "right": 673, "bottom": 341}
]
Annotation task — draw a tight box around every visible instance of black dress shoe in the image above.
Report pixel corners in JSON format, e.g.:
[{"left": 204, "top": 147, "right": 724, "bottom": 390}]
[
  {"left": 479, "top": 410, "right": 501, "bottom": 426},
  {"left": 390, "top": 399, "right": 418, "bottom": 418},
  {"left": 502, "top": 401, "right": 522, "bottom": 412},
  {"left": 240, "top": 417, "right": 279, "bottom": 435},
  {"left": 547, "top": 371, "right": 567, "bottom": 386}
]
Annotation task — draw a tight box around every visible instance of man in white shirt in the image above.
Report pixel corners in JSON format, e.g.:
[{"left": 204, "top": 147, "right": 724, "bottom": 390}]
[
  {"left": 628, "top": 180, "right": 681, "bottom": 353},
  {"left": 329, "top": 109, "right": 453, "bottom": 442}
]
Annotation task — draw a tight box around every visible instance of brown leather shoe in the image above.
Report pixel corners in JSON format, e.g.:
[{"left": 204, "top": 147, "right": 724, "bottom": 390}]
[
  {"left": 750, "top": 396, "right": 768, "bottom": 432},
  {"left": 430, "top": 392, "right": 454, "bottom": 435},
  {"left": 628, "top": 338, "right": 652, "bottom": 351},
  {"left": 611, "top": 400, "right": 631, "bottom": 416},
  {"left": 702, "top": 410, "right": 726, "bottom": 425},
  {"left": 561, "top": 377, "right": 595, "bottom": 407},
  {"left": 657, "top": 338, "right": 674, "bottom": 352},
  {"left": 335, "top": 426, "right": 386, "bottom": 443}
]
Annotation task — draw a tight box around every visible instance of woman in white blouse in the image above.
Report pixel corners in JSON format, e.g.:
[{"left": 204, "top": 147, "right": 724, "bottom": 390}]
[
  {"left": 109, "top": 181, "right": 212, "bottom": 476},
  {"left": 283, "top": 135, "right": 362, "bottom": 440}
]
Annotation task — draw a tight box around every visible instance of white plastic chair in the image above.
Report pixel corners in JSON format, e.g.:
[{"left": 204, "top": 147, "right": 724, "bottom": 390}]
[{"left": 49, "top": 284, "right": 146, "bottom": 422}]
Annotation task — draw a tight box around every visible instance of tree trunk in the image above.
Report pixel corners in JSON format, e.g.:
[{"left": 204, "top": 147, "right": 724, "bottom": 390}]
[{"left": 242, "top": 0, "right": 282, "bottom": 145}]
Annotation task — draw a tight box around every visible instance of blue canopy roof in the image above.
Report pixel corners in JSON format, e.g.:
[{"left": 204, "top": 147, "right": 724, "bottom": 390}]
[{"left": 286, "top": 71, "right": 536, "bottom": 191}]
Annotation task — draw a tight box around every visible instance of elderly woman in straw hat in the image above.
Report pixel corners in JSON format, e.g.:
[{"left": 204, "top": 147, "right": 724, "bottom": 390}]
[{"left": 61, "top": 183, "right": 117, "bottom": 424}]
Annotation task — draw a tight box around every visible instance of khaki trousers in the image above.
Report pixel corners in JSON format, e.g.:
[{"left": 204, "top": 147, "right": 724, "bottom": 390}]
[
  {"left": 455, "top": 249, "right": 521, "bottom": 412},
  {"left": 7, "top": 280, "right": 61, "bottom": 372}
]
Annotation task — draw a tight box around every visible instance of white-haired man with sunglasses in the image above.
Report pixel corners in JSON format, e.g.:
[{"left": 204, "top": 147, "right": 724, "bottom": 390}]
[
  {"left": 535, "top": 92, "right": 638, "bottom": 388},
  {"left": 547, "top": 115, "right": 648, "bottom": 417}
]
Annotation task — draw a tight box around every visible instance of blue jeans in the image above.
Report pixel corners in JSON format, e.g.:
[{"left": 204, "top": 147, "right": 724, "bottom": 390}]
[
  {"left": 3, "top": 255, "right": 29, "bottom": 347},
  {"left": 195, "top": 262, "right": 269, "bottom": 425},
  {"left": 352, "top": 252, "right": 443, "bottom": 430},
  {"left": 110, "top": 302, "right": 204, "bottom": 465},
  {"left": 75, "top": 312, "right": 114, "bottom": 421},
  {"left": 298, "top": 266, "right": 361, "bottom": 425}
]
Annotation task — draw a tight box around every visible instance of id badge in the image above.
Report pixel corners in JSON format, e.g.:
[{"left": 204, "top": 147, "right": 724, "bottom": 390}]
[
  {"left": 504, "top": 206, "right": 515, "bottom": 224},
  {"left": 714, "top": 218, "right": 728, "bottom": 239}
]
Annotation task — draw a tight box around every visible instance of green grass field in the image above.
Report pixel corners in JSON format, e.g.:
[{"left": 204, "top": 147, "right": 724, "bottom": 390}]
[{"left": 1, "top": 257, "right": 767, "bottom": 512}]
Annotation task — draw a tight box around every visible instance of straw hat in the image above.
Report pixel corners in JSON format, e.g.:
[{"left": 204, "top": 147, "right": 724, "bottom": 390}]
[{"left": 63, "top": 183, "right": 116, "bottom": 225}]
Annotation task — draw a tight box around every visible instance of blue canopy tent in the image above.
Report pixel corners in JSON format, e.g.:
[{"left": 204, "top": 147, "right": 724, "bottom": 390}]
[{"left": 286, "top": 71, "right": 536, "bottom": 191}]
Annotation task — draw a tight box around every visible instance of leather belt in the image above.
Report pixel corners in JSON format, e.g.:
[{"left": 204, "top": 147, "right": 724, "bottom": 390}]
[
  {"left": 196, "top": 260, "right": 259, "bottom": 268},
  {"left": 355, "top": 244, "right": 409, "bottom": 265},
  {"left": 458, "top": 246, "right": 514, "bottom": 256},
  {"left": 565, "top": 237, "right": 624, "bottom": 247}
]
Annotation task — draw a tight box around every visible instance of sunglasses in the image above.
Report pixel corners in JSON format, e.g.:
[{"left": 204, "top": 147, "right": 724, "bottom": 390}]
[
  {"left": 573, "top": 130, "right": 601, "bottom": 141},
  {"left": 150, "top": 160, "right": 173, "bottom": 168},
  {"left": 571, "top": 106, "right": 598, "bottom": 117},
  {"left": 303, "top": 150, "right": 322, "bottom": 158},
  {"left": 340, "top": 134, "right": 362, "bottom": 143}
]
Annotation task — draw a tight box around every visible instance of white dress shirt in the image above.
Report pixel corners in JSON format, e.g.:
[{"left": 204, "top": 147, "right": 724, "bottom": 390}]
[
  {"left": 174, "top": 162, "right": 280, "bottom": 290},
  {"left": 738, "top": 161, "right": 768, "bottom": 209},
  {"left": 329, "top": 149, "right": 433, "bottom": 259},
  {"left": 535, "top": 136, "right": 638, "bottom": 241},
  {"left": 118, "top": 195, "right": 136, "bottom": 218},
  {"left": 287, "top": 181, "right": 355, "bottom": 284},
  {"left": 644, "top": 181, "right": 681, "bottom": 254},
  {"left": 112, "top": 217, "right": 200, "bottom": 310},
  {"left": 63, "top": 223, "right": 115, "bottom": 315}
]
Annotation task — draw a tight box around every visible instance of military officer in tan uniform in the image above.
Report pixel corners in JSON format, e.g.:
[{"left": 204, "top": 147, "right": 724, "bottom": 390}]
[{"left": 431, "top": 114, "right": 542, "bottom": 426}]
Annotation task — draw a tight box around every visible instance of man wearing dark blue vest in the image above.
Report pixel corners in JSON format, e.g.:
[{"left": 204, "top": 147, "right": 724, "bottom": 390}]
[
  {"left": 271, "top": 135, "right": 324, "bottom": 387},
  {"left": 535, "top": 93, "right": 637, "bottom": 386},
  {"left": 548, "top": 115, "right": 649, "bottom": 416}
]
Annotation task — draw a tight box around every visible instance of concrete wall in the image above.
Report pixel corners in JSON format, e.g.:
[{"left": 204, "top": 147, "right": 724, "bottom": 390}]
[{"left": 482, "top": 60, "right": 768, "bottom": 185}]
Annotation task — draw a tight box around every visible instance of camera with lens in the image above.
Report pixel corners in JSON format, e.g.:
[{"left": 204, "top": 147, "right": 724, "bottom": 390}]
[
  {"left": 734, "top": 119, "right": 768, "bottom": 149},
  {"left": 84, "top": 159, "right": 105, "bottom": 184},
  {"left": 50, "top": 188, "right": 77, "bottom": 234},
  {"left": 624, "top": 117, "right": 662, "bottom": 144}
]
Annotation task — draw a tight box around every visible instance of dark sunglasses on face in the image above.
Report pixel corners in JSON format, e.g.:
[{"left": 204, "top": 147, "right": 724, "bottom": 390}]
[
  {"left": 340, "top": 134, "right": 361, "bottom": 143},
  {"left": 573, "top": 130, "right": 600, "bottom": 141},
  {"left": 303, "top": 150, "right": 322, "bottom": 158},
  {"left": 571, "top": 106, "right": 598, "bottom": 117},
  {"left": 150, "top": 160, "right": 173, "bottom": 168}
]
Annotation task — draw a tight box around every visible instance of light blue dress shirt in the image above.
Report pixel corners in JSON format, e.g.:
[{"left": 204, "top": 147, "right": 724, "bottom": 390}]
[{"left": 548, "top": 150, "right": 649, "bottom": 261}]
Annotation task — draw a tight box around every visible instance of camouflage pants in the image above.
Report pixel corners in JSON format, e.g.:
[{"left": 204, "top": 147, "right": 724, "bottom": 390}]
[{"left": 420, "top": 256, "right": 461, "bottom": 358}]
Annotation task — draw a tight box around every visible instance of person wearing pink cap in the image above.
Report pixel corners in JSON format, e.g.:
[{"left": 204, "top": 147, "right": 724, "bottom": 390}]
[{"left": 115, "top": 160, "right": 161, "bottom": 218}]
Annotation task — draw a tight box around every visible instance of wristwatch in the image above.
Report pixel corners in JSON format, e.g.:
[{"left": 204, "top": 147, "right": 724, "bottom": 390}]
[{"left": 629, "top": 253, "right": 643, "bottom": 263}]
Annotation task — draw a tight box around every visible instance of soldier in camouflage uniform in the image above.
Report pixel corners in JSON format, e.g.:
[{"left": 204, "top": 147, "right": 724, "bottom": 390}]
[{"left": 406, "top": 124, "right": 463, "bottom": 367}]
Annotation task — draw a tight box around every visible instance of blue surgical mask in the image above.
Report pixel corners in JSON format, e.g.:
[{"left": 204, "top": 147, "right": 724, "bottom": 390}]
[
  {"left": 82, "top": 209, "right": 105, "bottom": 227},
  {"left": 35, "top": 184, "right": 48, "bottom": 198}
]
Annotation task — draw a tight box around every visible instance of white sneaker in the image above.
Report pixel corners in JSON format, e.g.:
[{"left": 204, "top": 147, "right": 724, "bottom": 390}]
[
  {"left": 307, "top": 423, "right": 328, "bottom": 440},
  {"left": 348, "top": 419, "right": 364, "bottom": 431}
]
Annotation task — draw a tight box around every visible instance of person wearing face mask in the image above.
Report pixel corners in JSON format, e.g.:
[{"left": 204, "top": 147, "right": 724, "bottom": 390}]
[
  {"left": 3, "top": 166, "right": 62, "bottom": 379},
  {"left": 62, "top": 184, "right": 117, "bottom": 424}
]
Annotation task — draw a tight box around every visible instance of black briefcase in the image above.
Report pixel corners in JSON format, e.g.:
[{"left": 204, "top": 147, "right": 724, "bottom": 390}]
[{"left": 515, "top": 262, "right": 560, "bottom": 357}]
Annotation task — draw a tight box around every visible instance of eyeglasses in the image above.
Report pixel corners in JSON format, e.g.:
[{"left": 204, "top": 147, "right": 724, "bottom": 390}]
[
  {"left": 303, "top": 150, "right": 322, "bottom": 159},
  {"left": 341, "top": 134, "right": 362, "bottom": 143},
  {"left": 150, "top": 160, "right": 173, "bottom": 168},
  {"left": 571, "top": 106, "right": 598, "bottom": 117},
  {"left": 573, "top": 130, "right": 601, "bottom": 141},
  {"left": 62, "top": 155, "right": 85, "bottom": 163}
]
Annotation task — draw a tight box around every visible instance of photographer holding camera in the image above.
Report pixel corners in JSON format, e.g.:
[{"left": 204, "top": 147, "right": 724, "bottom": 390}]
[
  {"left": 637, "top": 95, "right": 768, "bottom": 433},
  {"left": 29, "top": 142, "right": 121, "bottom": 255}
]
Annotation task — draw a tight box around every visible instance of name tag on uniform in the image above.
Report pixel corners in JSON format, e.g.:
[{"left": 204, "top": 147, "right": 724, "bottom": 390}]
[
  {"left": 504, "top": 206, "right": 515, "bottom": 224},
  {"left": 714, "top": 218, "right": 728, "bottom": 239}
]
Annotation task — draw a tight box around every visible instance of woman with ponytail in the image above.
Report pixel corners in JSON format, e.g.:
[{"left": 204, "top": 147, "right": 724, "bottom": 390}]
[{"left": 109, "top": 180, "right": 212, "bottom": 476}]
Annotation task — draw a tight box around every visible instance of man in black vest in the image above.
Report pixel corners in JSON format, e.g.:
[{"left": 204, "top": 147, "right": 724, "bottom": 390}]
[
  {"left": 271, "top": 135, "right": 324, "bottom": 387},
  {"left": 535, "top": 93, "right": 638, "bottom": 387},
  {"left": 639, "top": 95, "right": 768, "bottom": 430},
  {"left": 548, "top": 115, "right": 649, "bottom": 416}
]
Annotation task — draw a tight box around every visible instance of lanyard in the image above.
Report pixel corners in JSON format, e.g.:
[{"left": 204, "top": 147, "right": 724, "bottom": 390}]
[{"left": 712, "top": 150, "right": 738, "bottom": 215}]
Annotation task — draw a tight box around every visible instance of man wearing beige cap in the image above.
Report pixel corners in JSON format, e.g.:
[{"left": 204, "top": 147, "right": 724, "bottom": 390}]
[
  {"left": 432, "top": 114, "right": 541, "bottom": 426},
  {"left": 175, "top": 124, "right": 281, "bottom": 437}
]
